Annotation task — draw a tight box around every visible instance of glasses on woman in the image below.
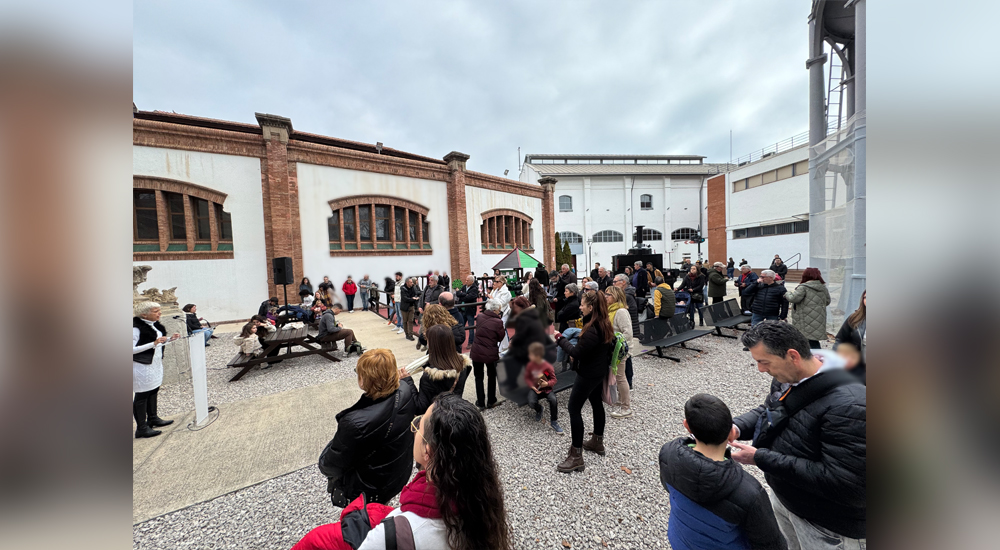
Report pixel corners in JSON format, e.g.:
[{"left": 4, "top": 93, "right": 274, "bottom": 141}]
[{"left": 410, "top": 414, "right": 423, "bottom": 434}]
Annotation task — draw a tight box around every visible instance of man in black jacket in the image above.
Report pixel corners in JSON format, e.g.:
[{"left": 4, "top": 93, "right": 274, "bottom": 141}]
[
  {"left": 438, "top": 292, "right": 467, "bottom": 352},
  {"left": 743, "top": 270, "right": 788, "bottom": 326},
  {"left": 455, "top": 275, "right": 481, "bottom": 346},
  {"left": 554, "top": 264, "right": 576, "bottom": 314},
  {"left": 730, "top": 322, "right": 866, "bottom": 548},
  {"left": 399, "top": 278, "right": 419, "bottom": 341},
  {"left": 418, "top": 275, "right": 445, "bottom": 314},
  {"left": 590, "top": 262, "right": 601, "bottom": 281},
  {"left": 595, "top": 266, "right": 613, "bottom": 291}
]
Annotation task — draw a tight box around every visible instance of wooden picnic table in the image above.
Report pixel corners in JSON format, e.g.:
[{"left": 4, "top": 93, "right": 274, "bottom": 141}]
[{"left": 227, "top": 325, "right": 339, "bottom": 382}]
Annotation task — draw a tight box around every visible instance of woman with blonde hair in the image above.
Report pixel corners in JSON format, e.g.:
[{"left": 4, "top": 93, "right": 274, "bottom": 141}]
[
  {"left": 132, "top": 302, "right": 180, "bottom": 438},
  {"left": 318, "top": 348, "right": 417, "bottom": 507},
  {"left": 417, "top": 303, "right": 463, "bottom": 352},
  {"left": 604, "top": 285, "right": 634, "bottom": 418}
]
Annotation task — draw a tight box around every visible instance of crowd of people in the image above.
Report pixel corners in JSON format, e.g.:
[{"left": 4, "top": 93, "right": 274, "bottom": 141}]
[{"left": 133, "top": 255, "right": 866, "bottom": 549}]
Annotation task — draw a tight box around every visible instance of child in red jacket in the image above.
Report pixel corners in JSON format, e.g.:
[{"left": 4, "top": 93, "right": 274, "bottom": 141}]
[{"left": 525, "top": 342, "right": 563, "bottom": 434}]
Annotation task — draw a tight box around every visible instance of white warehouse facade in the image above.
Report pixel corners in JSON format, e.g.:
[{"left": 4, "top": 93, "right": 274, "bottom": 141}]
[{"left": 520, "top": 154, "right": 729, "bottom": 273}]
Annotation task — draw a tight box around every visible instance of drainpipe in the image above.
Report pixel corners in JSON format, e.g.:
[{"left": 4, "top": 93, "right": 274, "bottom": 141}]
[{"left": 697, "top": 175, "right": 706, "bottom": 260}]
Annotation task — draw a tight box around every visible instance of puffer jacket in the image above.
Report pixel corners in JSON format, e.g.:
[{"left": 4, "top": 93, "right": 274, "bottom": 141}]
[
  {"left": 653, "top": 283, "right": 676, "bottom": 318},
  {"left": 556, "top": 313, "right": 612, "bottom": 379},
  {"left": 707, "top": 269, "right": 729, "bottom": 298},
  {"left": 555, "top": 295, "right": 581, "bottom": 332},
  {"left": 414, "top": 356, "right": 473, "bottom": 414},
  {"left": 659, "top": 437, "right": 787, "bottom": 550},
  {"left": 623, "top": 285, "right": 640, "bottom": 335},
  {"left": 743, "top": 281, "right": 788, "bottom": 319},
  {"left": 785, "top": 280, "right": 831, "bottom": 341},
  {"left": 470, "top": 310, "right": 505, "bottom": 364},
  {"left": 734, "top": 353, "right": 866, "bottom": 539},
  {"left": 506, "top": 307, "right": 549, "bottom": 364},
  {"left": 319, "top": 377, "right": 417, "bottom": 507}
]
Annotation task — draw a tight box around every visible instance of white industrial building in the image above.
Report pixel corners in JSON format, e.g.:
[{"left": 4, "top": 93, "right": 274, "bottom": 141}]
[{"left": 520, "top": 154, "right": 728, "bottom": 273}]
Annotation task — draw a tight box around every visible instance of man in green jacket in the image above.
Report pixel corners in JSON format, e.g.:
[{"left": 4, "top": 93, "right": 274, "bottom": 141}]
[{"left": 707, "top": 262, "right": 729, "bottom": 304}]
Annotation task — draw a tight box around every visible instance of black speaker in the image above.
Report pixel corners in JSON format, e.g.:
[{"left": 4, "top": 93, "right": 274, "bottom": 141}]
[{"left": 272, "top": 257, "right": 294, "bottom": 285}]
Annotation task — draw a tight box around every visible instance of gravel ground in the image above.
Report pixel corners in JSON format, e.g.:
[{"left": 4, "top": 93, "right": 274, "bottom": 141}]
[
  {"left": 156, "top": 331, "right": 362, "bottom": 418},
  {"left": 136, "top": 331, "right": 834, "bottom": 549}
]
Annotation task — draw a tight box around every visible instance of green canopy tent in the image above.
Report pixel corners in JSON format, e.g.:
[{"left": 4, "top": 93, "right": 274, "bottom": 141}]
[{"left": 492, "top": 247, "right": 541, "bottom": 273}]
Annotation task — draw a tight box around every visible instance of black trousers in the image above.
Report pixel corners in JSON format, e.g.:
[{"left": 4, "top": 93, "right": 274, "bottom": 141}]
[
  {"left": 473, "top": 361, "right": 497, "bottom": 406},
  {"left": 527, "top": 389, "right": 558, "bottom": 421},
  {"left": 345, "top": 295, "right": 355, "bottom": 311},
  {"left": 568, "top": 374, "right": 606, "bottom": 448},
  {"left": 133, "top": 386, "right": 161, "bottom": 430},
  {"left": 808, "top": 339, "right": 822, "bottom": 349},
  {"left": 712, "top": 296, "right": 724, "bottom": 304},
  {"left": 624, "top": 356, "right": 633, "bottom": 389}
]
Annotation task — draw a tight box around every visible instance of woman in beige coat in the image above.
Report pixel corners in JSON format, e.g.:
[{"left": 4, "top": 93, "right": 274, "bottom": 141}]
[{"left": 604, "top": 286, "right": 634, "bottom": 419}]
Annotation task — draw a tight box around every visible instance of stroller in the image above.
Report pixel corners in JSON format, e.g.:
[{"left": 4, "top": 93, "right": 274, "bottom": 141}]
[{"left": 674, "top": 290, "right": 692, "bottom": 317}]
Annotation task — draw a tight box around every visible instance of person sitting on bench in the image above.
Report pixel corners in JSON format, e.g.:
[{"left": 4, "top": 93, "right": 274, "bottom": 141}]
[
  {"left": 652, "top": 276, "right": 676, "bottom": 319},
  {"left": 318, "top": 303, "right": 359, "bottom": 355}
]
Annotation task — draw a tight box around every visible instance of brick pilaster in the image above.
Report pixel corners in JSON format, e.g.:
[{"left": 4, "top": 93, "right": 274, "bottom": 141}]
[
  {"left": 256, "top": 113, "right": 297, "bottom": 304},
  {"left": 444, "top": 151, "right": 471, "bottom": 279},
  {"left": 539, "top": 176, "right": 558, "bottom": 270},
  {"left": 706, "top": 174, "right": 727, "bottom": 266}
]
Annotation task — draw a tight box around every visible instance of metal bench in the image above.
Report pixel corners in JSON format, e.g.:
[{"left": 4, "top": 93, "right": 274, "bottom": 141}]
[
  {"left": 636, "top": 314, "right": 713, "bottom": 362},
  {"left": 496, "top": 340, "right": 574, "bottom": 406},
  {"left": 699, "top": 299, "right": 752, "bottom": 339}
]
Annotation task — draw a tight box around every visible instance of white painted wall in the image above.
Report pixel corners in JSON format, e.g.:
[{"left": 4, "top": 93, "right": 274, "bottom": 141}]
[
  {"left": 465, "top": 186, "right": 543, "bottom": 276},
  {"left": 553, "top": 174, "right": 708, "bottom": 273},
  {"left": 296, "top": 163, "right": 452, "bottom": 291},
  {"left": 727, "top": 233, "right": 809, "bottom": 271},
  {"left": 133, "top": 146, "right": 268, "bottom": 322}
]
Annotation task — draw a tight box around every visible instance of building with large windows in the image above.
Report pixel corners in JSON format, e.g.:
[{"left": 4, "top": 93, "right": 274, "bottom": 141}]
[
  {"left": 133, "top": 108, "right": 554, "bottom": 321},
  {"left": 520, "top": 154, "right": 729, "bottom": 272}
]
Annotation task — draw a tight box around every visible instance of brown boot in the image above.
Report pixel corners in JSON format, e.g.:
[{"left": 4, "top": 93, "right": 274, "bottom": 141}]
[
  {"left": 582, "top": 433, "right": 606, "bottom": 456},
  {"left": 557, "top": 445, "right": 585, "bottom": 473}
]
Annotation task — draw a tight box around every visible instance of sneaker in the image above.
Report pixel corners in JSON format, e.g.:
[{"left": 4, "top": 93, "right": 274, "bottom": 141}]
[
  {"left": 551, "top": 421, "right": 565, "bottom": 434},
  {"left": 610, "top": 407, "right": 633, "bottom": 419},
  {"left": 260, "top": 363, "right": 271, "bottom": 370},
  {"left": 406, "top": 335, "right": 415, "bottom": 341},
  {"left": 396, "top": 328, "right": 404, "bottom": 334}
]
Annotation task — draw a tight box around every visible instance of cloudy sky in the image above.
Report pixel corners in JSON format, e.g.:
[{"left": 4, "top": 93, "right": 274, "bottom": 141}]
[{"left": 134, "top": 1, "right": 809, "bottom": 177}]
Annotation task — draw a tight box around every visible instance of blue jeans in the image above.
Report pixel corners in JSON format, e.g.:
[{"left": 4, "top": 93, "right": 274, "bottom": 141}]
[
  {"left": 464, "top": 314, "right": 476, "bottom": 346},
  {"left": 727, "top": 267, "right": 734, "bottom": 278},
  {"left": 359, "top": 290, "right": 369, "bottom": 311},
  {"left": 192, "top": 327, "right": 213, "bottom": 346},
  {"left": 556, "top": 328, "right": 581, "bottom": 364},
  {"left": 750, "top": 313, "right": 779, "bottom": 326}
]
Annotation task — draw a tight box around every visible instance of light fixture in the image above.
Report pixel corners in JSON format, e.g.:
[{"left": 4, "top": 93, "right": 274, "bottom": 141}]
[
  {"left": 504, "top": 169, "right": 509, "bottom": 176},
  {"left": 376, "top": 142, "right": 383, "bottom": 154}
]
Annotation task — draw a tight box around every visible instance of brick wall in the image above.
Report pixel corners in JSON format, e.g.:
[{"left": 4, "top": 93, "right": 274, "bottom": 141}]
[{"left": 706, "top": 174, "right": 727, "bottom": 266}]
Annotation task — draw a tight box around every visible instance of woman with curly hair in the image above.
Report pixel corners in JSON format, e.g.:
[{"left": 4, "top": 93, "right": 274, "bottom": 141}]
[
  {"left": 416, "top": 303, "right": 463, "bottom": 352},
  {"left": 291, "top": 393, "right": 510, "bottom": 550}
]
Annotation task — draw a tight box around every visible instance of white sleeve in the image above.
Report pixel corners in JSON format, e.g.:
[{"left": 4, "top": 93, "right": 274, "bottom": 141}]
[
  {"left": 357, "top": 510, "right": 398, "bottom": 550},
  {"left": 133, "top": 327, "right": 155, "bottom": 355}
]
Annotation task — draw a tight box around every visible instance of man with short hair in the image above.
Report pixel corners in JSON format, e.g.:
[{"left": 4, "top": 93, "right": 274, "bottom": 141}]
[
  {"left": 613, "top": 274, "right": 639, "bottom": 336},
  {"left": 596, "top": 267, "right": 612, "bottom": 291},
  {"left": 632, "top": 261, "right": 649, "bottom": 298},
  {"left": 652, "top": 276, "right": 676, "bottom": 318},
  {"left": 455, "top": 275, "right": 481, "bottom": 346},
  {"left": 707, "top": 262, "right": 729, "bottom": 304},
  {"left": 743, "top": 270, "right": 788, "bottom": 326},
  {"left": 399, "top": 277, "right": 419, "bottom": 341},
  {"left": 438, "top": 292, "right": 467, "bottom": 352},
  {"left": 584, "top": 281, "right": 599, "bottom": 292},
  {"left": 731, "top": 322, "right": 866, "bottom": 549},
  {"left": 590, "top": 262, "right": 601, "bottom": 281},
  {"left": 419, "top": 275, "right": 445, "bottom": 314},
  {"left": 317, "top": 303, "right": 360, "bottom": 355},
  {"left": 439, "top": 271, "right": 451, "bottom": 291},
  {"left": 555, "top": 263, "right": 575, "bottom": 314}
]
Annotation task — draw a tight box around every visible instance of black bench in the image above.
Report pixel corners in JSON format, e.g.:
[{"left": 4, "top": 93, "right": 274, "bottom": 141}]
[
  {"left": 496, "top": 340, "right": 575, "bottom": 406},
  {"left": 698, "top": 299, "right": 752, "bottom": 339},
  {"left": 635, "top": 314, "right": 714, "bottom": 362}
]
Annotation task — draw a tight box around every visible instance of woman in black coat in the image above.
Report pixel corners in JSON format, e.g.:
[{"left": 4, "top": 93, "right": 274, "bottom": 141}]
[
  {"left": 470, "top": 301, "right": 505, "bottom": 409},
  {"left": 835, "top": 290, "right": 866, "bottom": 384},
  {"left": 555, "top": 290, "right": 614, "bottom": 473},
  {"left": 404, "top": 324, "right": 472, "bottom": 415},
  {"left": 555, "top": 283, "right": 581, "bottom": 332},
  {"left": 318, "top": 349, "right": 416, "bottom": 507},
  {"left": 677, "top": 266, "right": 707, "bottom": 325},
  {"left": 299, "top": 277, "right": 314, "bottom": 299},
  {"left": 506, "top": 297, "right": 549, "bottom": 364}
]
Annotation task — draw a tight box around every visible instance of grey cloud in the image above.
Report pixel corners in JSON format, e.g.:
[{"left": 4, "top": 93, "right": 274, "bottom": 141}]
[{"left": 134, "top": 0, "right": 809, "bottom": 176}]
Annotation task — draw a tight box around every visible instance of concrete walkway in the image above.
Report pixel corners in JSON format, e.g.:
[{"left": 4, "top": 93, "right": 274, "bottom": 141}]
[{"left": 133, "top": 310, "right": 451, "bottom": 524}]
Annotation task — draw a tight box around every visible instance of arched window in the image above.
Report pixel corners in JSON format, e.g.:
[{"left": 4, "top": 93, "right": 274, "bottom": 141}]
[
  {"left": 640, "top": 194, "right": 653, "bottom": 210},
  {"left": 329, "top": 195, "right": 431, "bottom": 255},
  {"left": 133, "top": 176, "right": 234, "bottom": 260},
  {"left": 559, "top": 195, "right": 573, "bottom": 212},
  {"left": 558, "top": 231, "right": 583, "bottom": 244},
  {"left": 592, "top": 230, "right": 624, "bottom": 243},
  {"left": 671, "top": 227, "right": 698, "bottom": 241},
  {"left": 481, "top": 209, "right": 533, "bottom": 253},
  {"left": 634, "top": 228, "right": 663, "bottom": 241}
]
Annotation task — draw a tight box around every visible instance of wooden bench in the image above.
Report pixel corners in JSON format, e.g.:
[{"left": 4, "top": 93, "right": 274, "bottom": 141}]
[
  {"left": 699, "top": 299, "right": 752, "bottom": 339},
  {"left": 226, "top": 325, "right": 339, "bottom": 382},
  {"left": 635, "top": 314, "right": 713, "bottom": 362}
]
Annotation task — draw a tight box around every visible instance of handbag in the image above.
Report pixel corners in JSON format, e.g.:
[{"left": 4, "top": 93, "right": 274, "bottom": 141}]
[{"left": 601, "top": 366, "right": 617, "bottom": 406}]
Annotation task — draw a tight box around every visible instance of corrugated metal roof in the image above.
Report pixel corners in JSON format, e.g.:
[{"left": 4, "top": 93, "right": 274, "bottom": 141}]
[
  {"left": 526, "top": 153, "right": 706, "bottom": 161},
  {"left": 524, "top": 163, "right": 732, "bottom": 176}
]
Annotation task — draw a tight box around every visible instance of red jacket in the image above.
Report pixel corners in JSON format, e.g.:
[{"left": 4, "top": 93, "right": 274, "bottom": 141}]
[
  {"left": 524, "top": 360, "right": 557, "bottom": 393},
  {"left": 342, "top": 281, "right": 357, "bottom": 295}
]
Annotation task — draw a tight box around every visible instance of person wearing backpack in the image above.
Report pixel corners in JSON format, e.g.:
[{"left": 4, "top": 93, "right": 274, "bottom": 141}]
[
  {"left": 604, "top": 286, "right": 634, "bottom": 418},
  {"left": 292, "top": 393, "right": 511, "bottom": 550}
]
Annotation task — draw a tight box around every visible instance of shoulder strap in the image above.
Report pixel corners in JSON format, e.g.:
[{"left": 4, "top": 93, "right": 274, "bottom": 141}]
[{"left": 382, "top": 515, "right": 415, "bottom": 550}]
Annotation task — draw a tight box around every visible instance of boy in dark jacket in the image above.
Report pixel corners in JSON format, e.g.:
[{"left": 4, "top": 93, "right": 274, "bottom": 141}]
[
  {"left": 525, "top": 342, "right": 563, "bottom": 434},
  {"left": 659, "top": 393, "right": 786, "bottom": 550}
]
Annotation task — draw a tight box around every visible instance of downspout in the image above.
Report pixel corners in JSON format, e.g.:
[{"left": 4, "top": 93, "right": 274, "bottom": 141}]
[{"left": 697, "top": 175, "right": 706, "bottom": 260}]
